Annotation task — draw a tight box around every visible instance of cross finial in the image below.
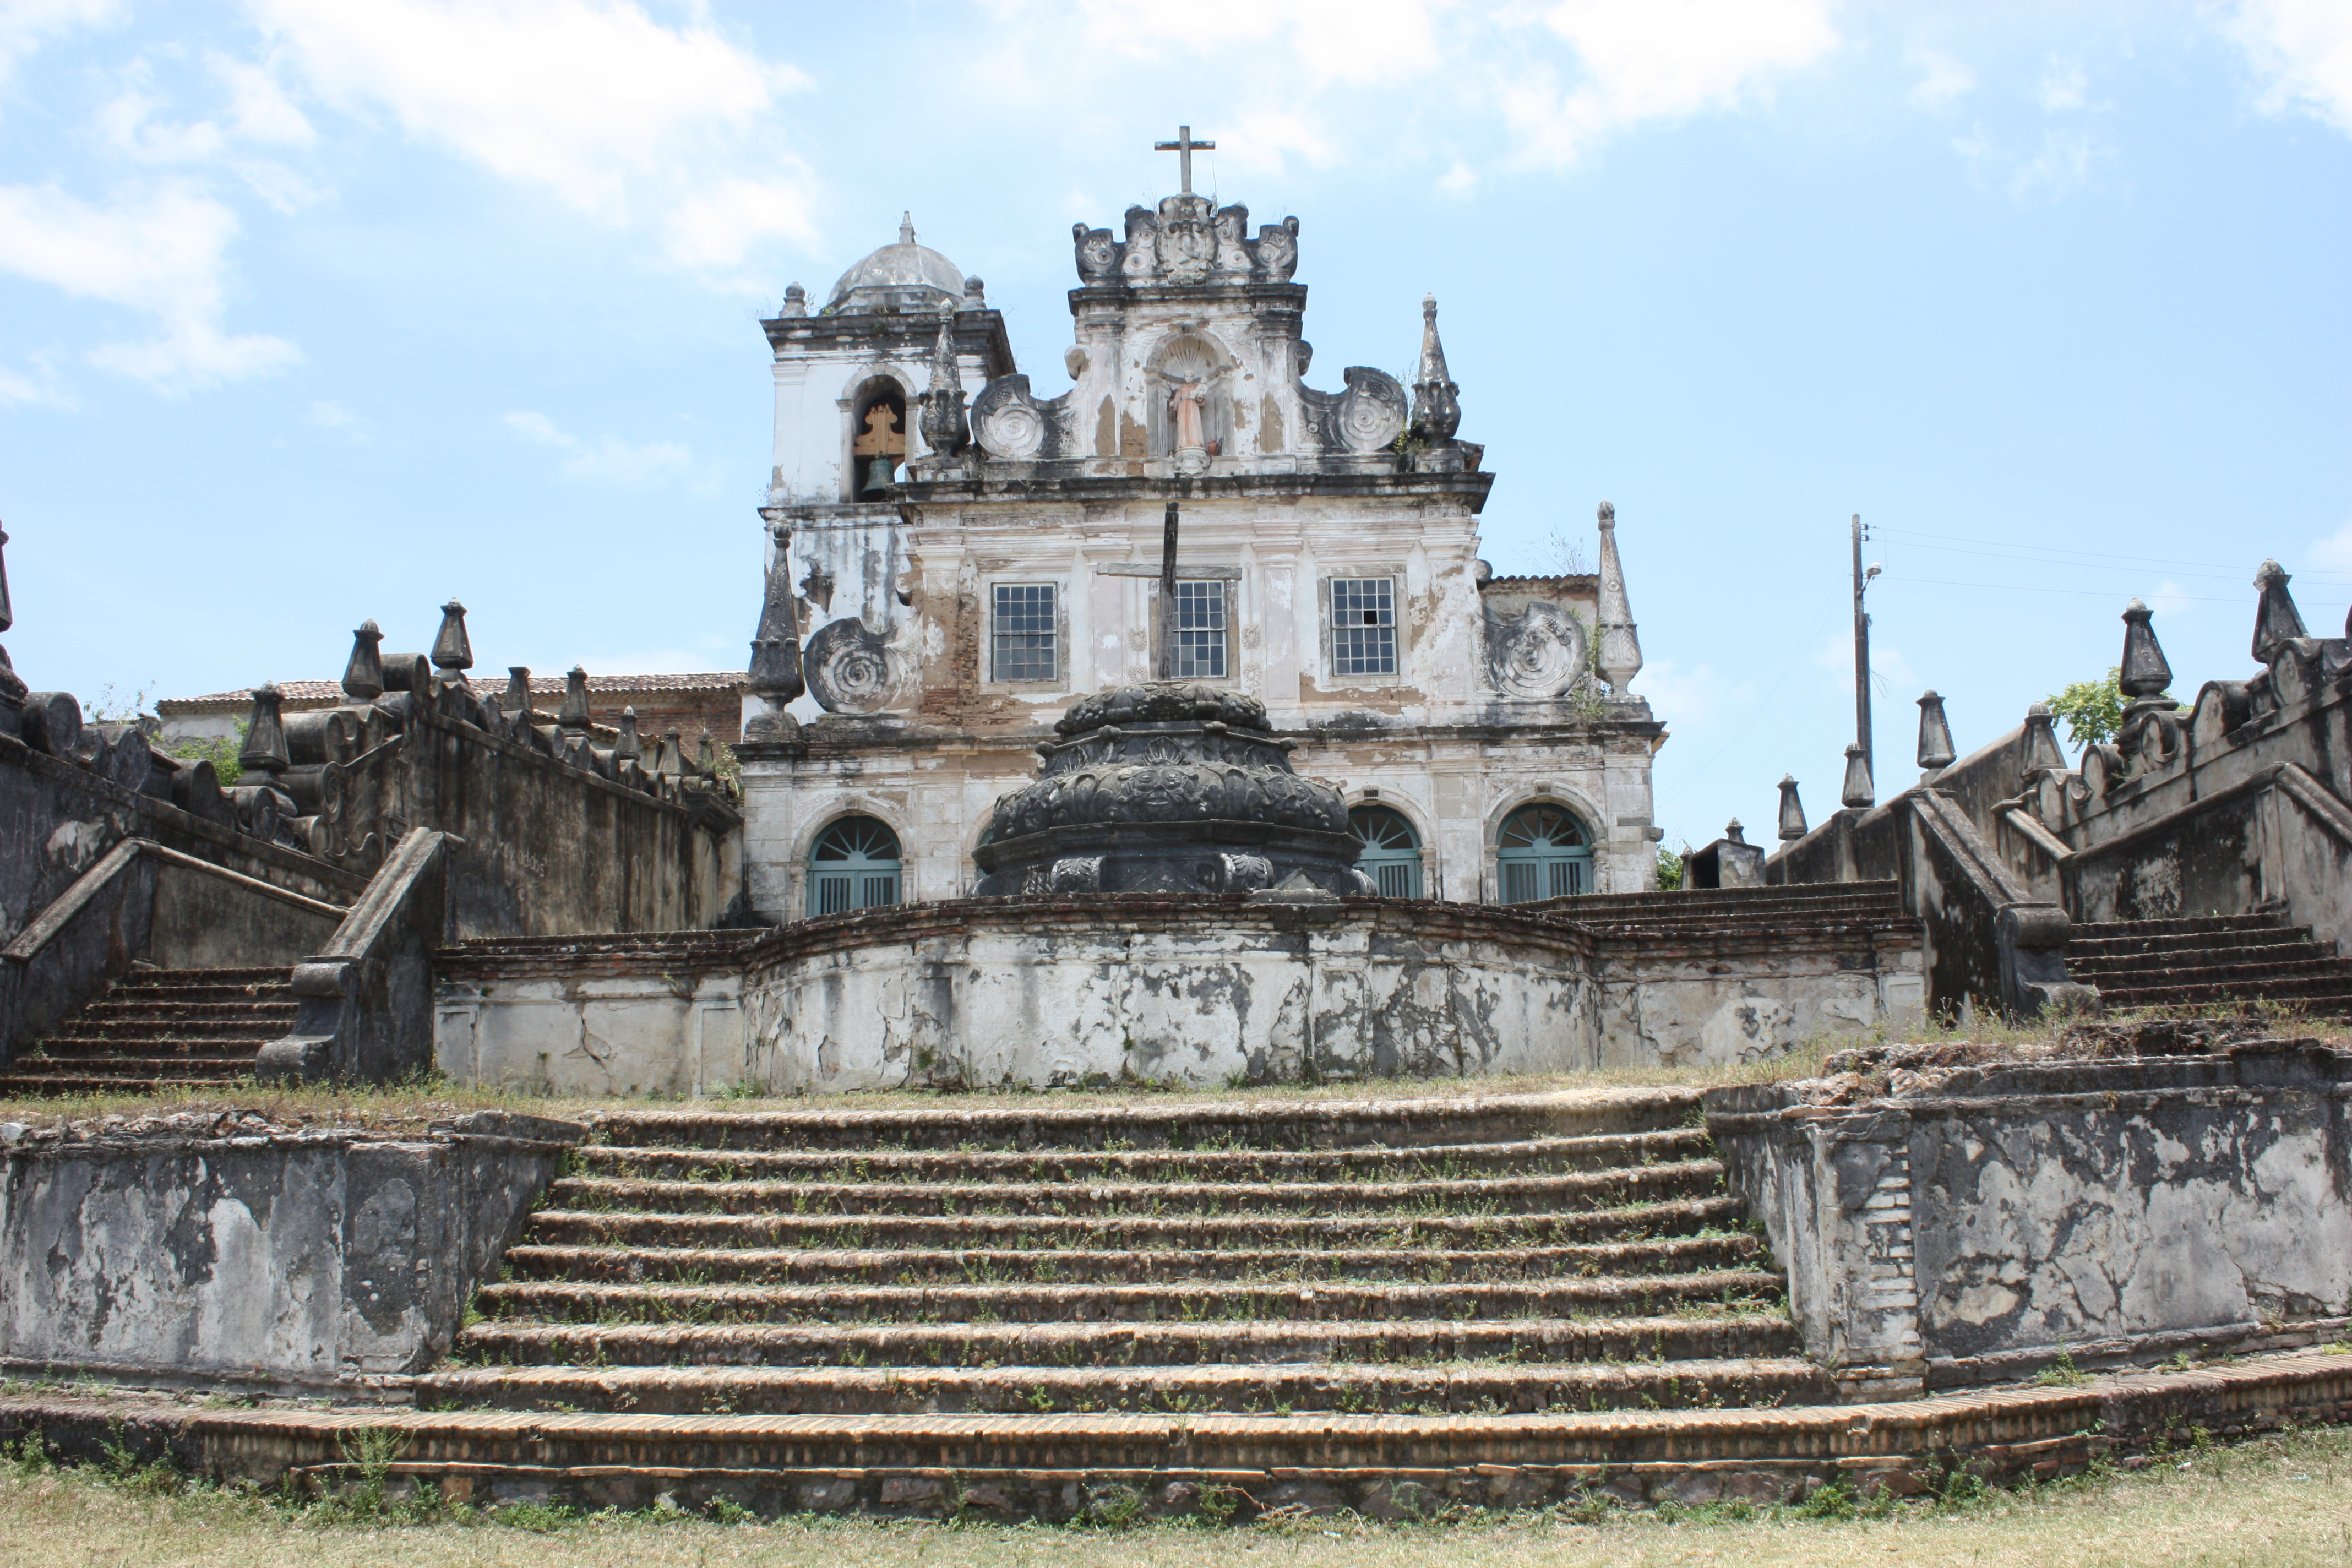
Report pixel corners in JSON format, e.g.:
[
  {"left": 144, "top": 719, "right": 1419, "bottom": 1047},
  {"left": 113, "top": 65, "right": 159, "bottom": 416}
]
[{"left": 1153, "top": 125, "right": 1216, "bottom": 195}]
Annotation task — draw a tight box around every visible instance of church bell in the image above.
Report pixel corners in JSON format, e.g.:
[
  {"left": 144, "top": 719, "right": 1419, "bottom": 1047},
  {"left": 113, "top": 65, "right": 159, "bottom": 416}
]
[{"left": 860, "top": 455, "right": 898, "bottom": 496}]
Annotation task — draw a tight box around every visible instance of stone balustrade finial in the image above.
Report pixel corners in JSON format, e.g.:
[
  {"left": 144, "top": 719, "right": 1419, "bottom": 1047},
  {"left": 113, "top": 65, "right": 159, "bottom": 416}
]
[
  {"left": 2118, "top": 598, "right": 2173, "bottom": 700},
  {"left": 503, "top": 666, "right": 533, "bottom": 716},
  {"left": 1841, "top": 743, "right": 1874, "bottom": 809},
  {"left": 342, "top": 620, "right": 385, "bottom": 701},
  {"left": 1776, "top": 775, "right": 1807, "bottom": 841},
  {"left": 614, "top": 705, "right": 643, "bottom": 763},
  {"left": 2021, "top": 701, "right": 2068, "bottom": 774},
  {"left": 2251, "top": 559, "right": 2307, "bottom": 666},
  {"left": 240, "top": 684, "right": 291, "bottom": 778},
  {"left": 1917, "top": 690, "right": 1956, "bottom": 771},
  {"left": 558, "top": 666, "right": 591, "bottom": 734},
  {"left": 431, "top": 599, "right": 473, "bottom": 678}
]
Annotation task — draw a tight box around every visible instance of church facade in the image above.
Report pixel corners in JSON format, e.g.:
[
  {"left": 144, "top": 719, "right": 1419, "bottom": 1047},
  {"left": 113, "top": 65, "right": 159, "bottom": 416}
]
[{"left": 733, "top": 170, "right": 1664, "bottom": 922}]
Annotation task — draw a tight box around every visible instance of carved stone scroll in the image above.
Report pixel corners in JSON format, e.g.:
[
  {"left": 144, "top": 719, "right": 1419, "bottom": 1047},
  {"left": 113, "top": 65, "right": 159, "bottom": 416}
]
[
  {"left": 1484, "top": 603, "right": 1588, "bottom": 700},
  {"left": 804, "top": 617, "right": 905, "bottom": 715}
]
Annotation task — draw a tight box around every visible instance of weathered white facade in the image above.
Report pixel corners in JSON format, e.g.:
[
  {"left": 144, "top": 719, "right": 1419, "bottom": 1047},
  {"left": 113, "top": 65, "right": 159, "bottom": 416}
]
[{"left": 737, "top": 185, "right": 1663, "bottom": 922}]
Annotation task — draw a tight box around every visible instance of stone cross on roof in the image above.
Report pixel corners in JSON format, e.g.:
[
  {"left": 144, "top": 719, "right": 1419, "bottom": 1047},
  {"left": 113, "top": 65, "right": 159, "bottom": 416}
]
[{"left": 1154, "top": 125, "right": 1215, "bottom": 195}]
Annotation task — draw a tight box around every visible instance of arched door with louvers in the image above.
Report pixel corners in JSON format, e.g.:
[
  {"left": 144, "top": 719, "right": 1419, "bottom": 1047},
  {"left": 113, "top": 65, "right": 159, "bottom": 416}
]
[
  {"left": 807, "top": 815, "right": 902, "bottom": 916},
  {"left": 1496, "top": 803, "right": 1592, "bottom": 903},
  {"left": 1349, "top": 805, "right": 1424, "bottom": 899}
]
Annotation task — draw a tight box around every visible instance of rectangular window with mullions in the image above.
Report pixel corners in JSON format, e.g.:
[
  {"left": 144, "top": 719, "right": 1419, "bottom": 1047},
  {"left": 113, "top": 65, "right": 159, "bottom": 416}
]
[
  {"left": 1330, "top": 576, "right": 1398, "bottom": 676},
  {"left": 992, "top": 583, "right": 1057, "bottom": 682},
  {"left": 1173, "top": 579, "right": 1227, "bottom": 679}
]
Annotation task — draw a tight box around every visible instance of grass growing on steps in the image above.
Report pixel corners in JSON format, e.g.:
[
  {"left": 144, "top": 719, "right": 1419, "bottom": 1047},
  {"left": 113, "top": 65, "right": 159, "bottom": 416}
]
[{"left": 1, "top": 1419, "right": 2348, "bottom": 1565}]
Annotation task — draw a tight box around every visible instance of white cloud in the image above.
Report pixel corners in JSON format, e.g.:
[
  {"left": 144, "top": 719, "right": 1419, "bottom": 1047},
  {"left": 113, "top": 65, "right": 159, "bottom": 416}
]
[
  {"left": 0, "top": 181, "right": 298, "bottom": 391},
  {"left": 0, "top": 361, "right": 72, "bottom": 408},
  {"left": 2225, "top": 0, "right": 2352, "bottom": 134},
  {"left": 1908, "top": 49, "right": 1974, "bottom": 109},
  {"left": 251, "top": 0, "right": 818, "bottom": 276},
  {"left": 2148, "top": 579, "right": 2195, "bottom": 619},
  {"left": 1634, "top": 656, "right": 1732, "bottom": 725},
  {"left": 0, "top": 0, "right": 118, "bottom": 86},
  {"left": 1066, "top": 0, "right": 1439, "bottom": 88},
  {"left": 1502, "top": 0, "right": 1838, "bottom": 165},
  {"left": 307, "top": 398, "right": 366, "bottom": 435},
  {"left": 504, "top": 409, "right": 698, "bottom": 489},
  {"left": 2039, "top": 59, "right": 2090, "bottom": 113}
]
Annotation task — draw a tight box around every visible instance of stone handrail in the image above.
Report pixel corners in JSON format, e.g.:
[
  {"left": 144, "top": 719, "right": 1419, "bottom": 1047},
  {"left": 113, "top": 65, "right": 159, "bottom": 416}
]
[
  {"left": 1904, "top": 792, "right": 2093, "bottom": 1020},
  {"left": 258, "top": 827, "right": 455, "bottom": 1085},
  {"left": 0, "top": 839, "right": 347, "bottom": 1060}
]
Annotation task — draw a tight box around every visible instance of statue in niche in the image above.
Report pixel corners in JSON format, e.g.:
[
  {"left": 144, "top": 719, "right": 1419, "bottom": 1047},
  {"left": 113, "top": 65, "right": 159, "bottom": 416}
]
[{"left": 1161, "top": 364, "right": 1231, "bottom": 455}]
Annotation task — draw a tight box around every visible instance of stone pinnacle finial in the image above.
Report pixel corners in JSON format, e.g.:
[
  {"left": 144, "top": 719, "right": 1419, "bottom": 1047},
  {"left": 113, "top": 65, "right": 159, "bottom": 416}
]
[
  {"left": 748, "top": 527, "right": 805, "bottom": 701},
  {"left": 1840, "top": 743, "right": 1874, "bottom": 809},
  {"left": 1777, "top": 775, "right": 1808, "bottom": 841},
  {"left": 1409, "top": 293, "right": 1460, "bottom": 446},
  {"left": 899, "top": 211, "right": 916, "bottom": 247},
  {"left": 1594, "top": 501, "right": 1642, "bottom": 695},
  {"left": 558, "top": 665, "right": 591, "bottom": 734},
  {"left": 2022, "top": 701, "right": 2068, "bottom": 774},
  {"left": 0, "top": 522, "right": 13, "bottom": 636},
  {"left": 614, "top": 705, "right": 642, "bottom": 763},
  {"left": 918, "top": 303, "right": 968, "bottom": 459},
  {"left": 2118, "top": 598, "right": 2173, "bottom": 700},
  {"left": 656, "top": 728, "right": 686, "bottom": 778},
  {"left": 341, "top": 620, "right": 385, "bottom": 701},
  {"left": 431, "top": 598, "right": 473, "bottom": 677},
  {"left": 2251, "top": 559, "right": 2307, "bottom": 666},
  {"left": 780, "top": 282, "right": 807, "bottom": 318},
  {"left": 240, "top": 684, "right": 291, "bottom": 778},
  {"left": 1724, "top": 818, "right": 1746, "bottom": 846},
  {"left": 503, "top": 666, "right": 534, "bottom": 716},
  {"left": 1917, "top": 690, "right": 1956, "bottom": 771}
]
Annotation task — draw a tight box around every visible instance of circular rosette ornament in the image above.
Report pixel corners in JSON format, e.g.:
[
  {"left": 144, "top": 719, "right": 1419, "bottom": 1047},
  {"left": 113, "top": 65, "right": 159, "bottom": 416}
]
[
  {"left": 1487, "top": 603, "right": 1589, "bottom": 700},
  {"left": 804, "top": 618, "right": 903, "bottom": 714}
]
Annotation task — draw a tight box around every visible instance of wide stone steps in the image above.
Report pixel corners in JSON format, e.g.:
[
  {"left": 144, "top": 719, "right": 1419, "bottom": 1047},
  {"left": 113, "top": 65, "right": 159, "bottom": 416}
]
[
  {"left": 575, "top": 1127, "right": 1714, "bottom": 1183},
  {"left": 521, "top": 1195, "right": 1745, "bottom": 1254},
  {"left": 416, "top": 1354, "right": 1833, "bottom": 1417},
  {"left": 423, "top": 1088, "right": 1808, "bottom": 1515},
  {"left": 453, "top": 1313, "right": 1801, "bottom": 1371},
  {"left": 587, "top": 1086, "right": 1698, "bottom": 1152},
  {"left": 0, "top": 966, "right": 285, "bottom": 1096},
  {"left": 499, "top": 1234, "right": 1767, "bottom": 1286},
  {"left": 2069, "top": 913, "right": 2352, "bottom": 1017},
  {"left": 471, "top": 1270, "right": 1784, "bottom": 1330},
  {"left": 543, "top": 1163, "right": 1721, "bottom": 1220}
]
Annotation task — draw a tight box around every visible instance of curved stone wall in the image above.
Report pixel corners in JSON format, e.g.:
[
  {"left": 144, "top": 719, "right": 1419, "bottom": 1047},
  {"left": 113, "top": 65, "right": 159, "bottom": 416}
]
[{"left": 736, "top": 896, "right": 1596, "bottom": 1092}]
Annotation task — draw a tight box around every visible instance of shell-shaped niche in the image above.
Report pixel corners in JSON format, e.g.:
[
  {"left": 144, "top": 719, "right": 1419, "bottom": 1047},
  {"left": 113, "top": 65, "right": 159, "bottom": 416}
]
[{"left": 804, "top": 617, "right": 904, "bottom": 715}]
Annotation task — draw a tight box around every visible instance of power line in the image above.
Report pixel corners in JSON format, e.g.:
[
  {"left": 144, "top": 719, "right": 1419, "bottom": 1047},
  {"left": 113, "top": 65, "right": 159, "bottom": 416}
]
[{"left": 1870, "top": 525, "right": 2352, "bottom": 584}]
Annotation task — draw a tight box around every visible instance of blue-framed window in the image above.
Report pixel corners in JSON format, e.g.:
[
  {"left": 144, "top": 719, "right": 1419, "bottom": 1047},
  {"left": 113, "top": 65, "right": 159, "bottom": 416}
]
[
  {"left": 1351, "top": 805, "right": 1424, "bottom": 898},
  {"left": 1498, "top": 803, "right": 1591, "bottom": 902},
  {"left": 808, "top": 815, "right": 902, "bottom": 916}
]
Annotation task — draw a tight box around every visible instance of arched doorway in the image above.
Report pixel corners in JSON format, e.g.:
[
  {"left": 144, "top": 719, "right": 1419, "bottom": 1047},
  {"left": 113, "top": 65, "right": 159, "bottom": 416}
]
[
  {"left": 808, "top": 815, "right": 902, "bottom": 915},
  {"left": 1497, "top": 803, "right": 1592, "bottom": 902},
  {"left": 1350, "top": 805, "right": 1423, "bottom": 898}
]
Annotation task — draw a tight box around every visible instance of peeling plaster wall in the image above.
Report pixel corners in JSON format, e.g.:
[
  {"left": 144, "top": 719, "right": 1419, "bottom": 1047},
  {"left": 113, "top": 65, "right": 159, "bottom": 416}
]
[
  {"left": 1708, "top": 1042, "right": 2352, "bottom": 1392},
  {"left": 428, "top": 900, "right": 1925, "bottom": 1095},
  {"left": 0, "top": 1117, "right": 581, "bottom": 1391}
]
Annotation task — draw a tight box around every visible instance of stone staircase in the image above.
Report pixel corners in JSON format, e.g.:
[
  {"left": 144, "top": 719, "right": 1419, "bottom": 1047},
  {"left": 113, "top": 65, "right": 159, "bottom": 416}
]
[
  {"left": 0, "top": 967, "right": 285, "bottom": 1096},
  {"left": 2068, "top": 913, "right": 2352, "bottom": 1017},
  {"left": 401, "top": 1089, "right": 1830, "bottom": 1515}
]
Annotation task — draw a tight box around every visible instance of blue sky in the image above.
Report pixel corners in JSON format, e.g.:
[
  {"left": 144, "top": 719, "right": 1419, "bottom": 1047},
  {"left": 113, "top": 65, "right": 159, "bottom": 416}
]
[{"left": 1, "top": 0, "right": 2346, "bottom": 851}]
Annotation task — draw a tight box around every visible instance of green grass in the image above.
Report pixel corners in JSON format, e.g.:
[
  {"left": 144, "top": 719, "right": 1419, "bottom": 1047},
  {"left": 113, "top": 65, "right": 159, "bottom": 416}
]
[{"left": 0, "top": 1419, "right": 2348, "bottom": 1565}]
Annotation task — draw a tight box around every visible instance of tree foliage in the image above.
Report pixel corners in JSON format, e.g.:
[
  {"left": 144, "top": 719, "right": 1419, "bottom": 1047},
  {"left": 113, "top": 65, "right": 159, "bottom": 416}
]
[{"left": 2045, "top": 667, "right": 2173, "bottom": 750}]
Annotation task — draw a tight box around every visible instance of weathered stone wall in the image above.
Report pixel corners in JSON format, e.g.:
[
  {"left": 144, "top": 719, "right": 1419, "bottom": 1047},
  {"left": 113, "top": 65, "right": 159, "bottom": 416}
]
[
  {"left": 0, "top": 1112, "right": 582, "bottom": 1392},
  {"left": 1708, "top": 1041, "right": 2352, "bottom": 1393},
  {"left": 435, "top": 934, "right": 754, "bottom": 1096},
  {"left": 430, "top": 895, "right": 1926, "bottom": 1095}
]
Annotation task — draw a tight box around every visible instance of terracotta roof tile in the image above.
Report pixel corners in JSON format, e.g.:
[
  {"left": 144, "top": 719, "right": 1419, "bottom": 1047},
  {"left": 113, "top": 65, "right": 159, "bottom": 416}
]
[{"left": 156, "top": 672, "right": 745, "bottom": 713}]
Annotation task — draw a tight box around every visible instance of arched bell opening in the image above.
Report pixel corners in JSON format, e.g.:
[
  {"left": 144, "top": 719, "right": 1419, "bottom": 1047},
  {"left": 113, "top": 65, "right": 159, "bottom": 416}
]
[
  {"left": 849, "top": 380, "right": 908, "bottom": 499},
  {"left": 1497, "top": 803, "right": 1593, "bottom": 902},
  {"left": 808, "top": 814, "right": 903, "bottom": 916},
  {"left": 1349, "top": 805, "right": 1424, "bottom": 899}
]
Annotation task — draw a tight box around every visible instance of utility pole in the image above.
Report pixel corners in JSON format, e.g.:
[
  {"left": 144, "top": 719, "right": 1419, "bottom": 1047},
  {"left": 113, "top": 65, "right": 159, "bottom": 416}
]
[{"left": 1852, "top": 512, "right": 1874, "bottom": 774}]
